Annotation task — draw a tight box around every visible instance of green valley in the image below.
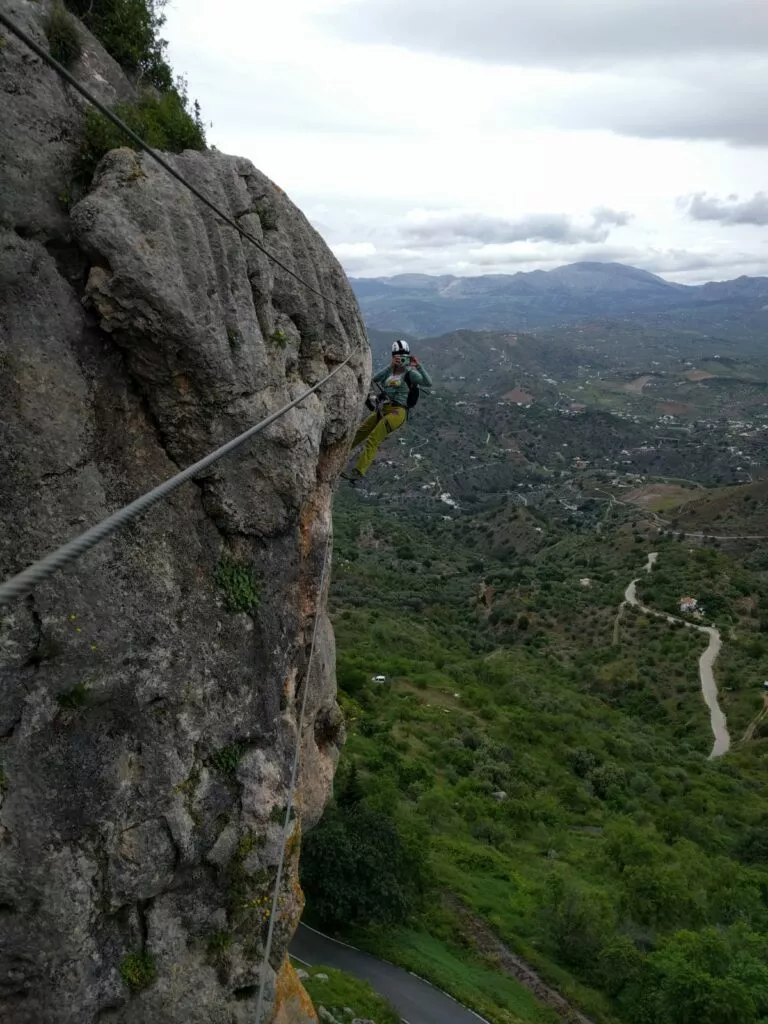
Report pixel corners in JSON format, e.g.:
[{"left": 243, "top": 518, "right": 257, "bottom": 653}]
[{"left": 302, "top": 324, "right": 768, "bottom": 1024}]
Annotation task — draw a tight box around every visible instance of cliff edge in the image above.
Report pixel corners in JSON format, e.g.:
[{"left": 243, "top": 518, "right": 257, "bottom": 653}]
[{"left": 0, "top": 2, "right": 369, "bottom": 1020}]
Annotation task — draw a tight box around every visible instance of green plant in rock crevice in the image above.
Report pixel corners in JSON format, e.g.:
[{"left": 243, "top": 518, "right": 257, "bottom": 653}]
[
  {"left": 206, "top": 930, "right": 233, "bottom": 963},
  {"left": 44, "top": 4, "right": 82, "bottom": 67},
  {"left": 216, "top": 555, "right": 260, "bottom": 614},
  {"left": 56, "top": 681, "right": 90, "bottom": 709},
  {"left": 119, "top": 950, "right": 157, "bottom": 991},
  {"left": 255, "top": 205, "right": 278, "bottom": 231},
  {"left": 208, "top": 741, "right": 246, "bottom": 779}
]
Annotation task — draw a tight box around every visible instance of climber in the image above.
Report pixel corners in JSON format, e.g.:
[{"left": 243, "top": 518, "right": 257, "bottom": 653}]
[{"left": 342, "top": 340, "right": 432, "bottom": 482}]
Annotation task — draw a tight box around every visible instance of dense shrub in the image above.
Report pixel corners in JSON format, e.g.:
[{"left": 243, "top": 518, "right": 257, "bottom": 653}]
[
  {"left": 45, "top": 3, "right": 82, "bottom": 67},
  {"left": 75, "top": 89, "right": 206, "bottom": 183},
  {"left": 65, "top": 0, "right": 172, "bottom": 88},
  {"left": 301, "top": 768, "right": 432, "bottom": 929}
]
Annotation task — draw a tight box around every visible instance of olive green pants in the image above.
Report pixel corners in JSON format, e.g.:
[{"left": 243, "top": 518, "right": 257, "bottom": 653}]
[{"left": 353, "top": 404, "right": 407, "bottom": 476}]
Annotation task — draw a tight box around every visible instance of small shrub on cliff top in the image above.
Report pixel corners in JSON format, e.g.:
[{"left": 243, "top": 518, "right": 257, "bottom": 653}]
[
  {"left": 45, "top": 4, "right": 82, "bottom": 66},
  {"left": 216, "top": 556, "right": 260, "bottom": 614},
  {"left": 119, "top": 950, "right": 156, "bottom": 991},
  {"left": 75, "top": 87, "right": 205, "bottom": 185},
  {"left": 64, "top": 0, "right": 172, "bottom": 89}
]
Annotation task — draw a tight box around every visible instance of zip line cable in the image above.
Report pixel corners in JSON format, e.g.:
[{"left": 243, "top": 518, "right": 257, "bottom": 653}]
[
  {"left": 0, "top": 356, "right": 354, "bottom": 606},
  {"left": 0, "top": 10, "right": 367, "bottom": 607},
  {"left": 0, "top": 11, "right": 353, "bottom": 311}
]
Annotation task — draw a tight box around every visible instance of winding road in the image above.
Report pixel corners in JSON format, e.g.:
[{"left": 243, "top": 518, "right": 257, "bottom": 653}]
[
  {"left": 617, "top": 552, "right": 730, "bottom": 759},
  {"left": 290, "top": 924, "right": 490, "bottom": 1024}
]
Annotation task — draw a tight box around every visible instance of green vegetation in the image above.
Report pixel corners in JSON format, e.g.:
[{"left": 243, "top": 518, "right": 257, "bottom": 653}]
[
  {"left": 206, "top": 930, "right": 233, "bottom": 963},
  {"left": 216, "top": 555, "right": 260, "bottom": 614},
  {"left": 119, "top": 949, "right": 156, "bottom": 991},
  {"left": 208, "top": 741, "right": 245, "bottom": 779},
  {"left": 0, "top": 765, "right": 7, "bottom": 791},
  {"left": 226, "top": 327, "right": 242, "bottom": 352},
  {"left": 301, "top": 767, "right": 431, "bottom": 928},
  {"left": 236, "top": 831, "right": 264, "bottom": 859},
  {"left": 355, "top": 929, "right": 561, "bottom": 1024},
  {"left": 269, "top": 803, "right": 290, "bottom": 825},
  {"left": 268, "top": 328, "right": 287, "bottom": 348},
  {"left": 299, "top": 964, "right": 401, "bottom": 1024},
  {"left": 75, "top": 90, "right": 205, "bottom": 185},
  {"left": 310, "top": 487, "right": 768, "bottom": 1024},
  {"left": 56, "top": 681, "right": 90, "bottom": 709},
  {"left": 636, "top": 544, "right": 768, "bottom": 735},
  {"left": 44, "top": 4, "right": 82, "bottom": 67},
  {"left": 256, "top": 206, "right": 278, "bottom": 231},
  {"left": 60, "top": 0, "right": 206, "bottom": 186},
  {"left": 64, "top": 0, "right": 172, "bottom": 88}
]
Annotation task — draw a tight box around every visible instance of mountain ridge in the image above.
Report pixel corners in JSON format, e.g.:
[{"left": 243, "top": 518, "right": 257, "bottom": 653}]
[{"left": 350, "top": 261, "right": 768, "bottom": 336}]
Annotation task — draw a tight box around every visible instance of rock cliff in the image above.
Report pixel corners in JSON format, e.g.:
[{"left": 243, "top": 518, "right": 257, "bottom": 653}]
[{"left": 0, "top": 2, "right": 369, "bottom": 1021}]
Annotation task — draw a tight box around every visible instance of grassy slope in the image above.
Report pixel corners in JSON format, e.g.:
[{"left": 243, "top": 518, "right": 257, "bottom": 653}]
[
  {"left": 324, "top": 491, "right": 768, "bottom": 1023},
  {"left": 297, "top": 962, "right": 400, "bottom": 1024}
]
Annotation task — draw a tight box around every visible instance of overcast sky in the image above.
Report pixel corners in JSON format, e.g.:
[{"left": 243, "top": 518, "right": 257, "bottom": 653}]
[{"left": 164, "top": 0, "right": 768, "bottom": 283}]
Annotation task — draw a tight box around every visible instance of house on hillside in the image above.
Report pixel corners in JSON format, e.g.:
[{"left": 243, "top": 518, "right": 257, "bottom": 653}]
[{"left": 680, "top": 596, "right": 698, "bottom": 613}]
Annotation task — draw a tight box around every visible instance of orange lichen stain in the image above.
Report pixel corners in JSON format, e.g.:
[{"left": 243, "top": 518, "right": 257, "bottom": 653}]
[
  {"left": 271, "top": 959, "right": 318, "bottom": 1024},
  {"left": 283, "top": 670, "right": 296, "bottom": 708},
  {"left": 298, "top": 498, "right": 320, "bottom": 560}
]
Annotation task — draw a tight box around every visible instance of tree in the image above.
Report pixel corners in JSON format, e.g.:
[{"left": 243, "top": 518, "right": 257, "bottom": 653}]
[
  {"left": 598, "top": 934, "right": 643, "bottom": 997},
  {"left": 337, "top": 762, "right": 364, "bottom": 810},
  {"left": 301, "top": 804, "right": 431, "bottom": 929},
  {"left": 622, "top": 927, "right": 768, "bottom": 1024},
  {"left": 734, "top": 826, "right": 768, "bottom": 865},
  {"left": 539, "top": 874, "right": 616, "bottom": 972}
]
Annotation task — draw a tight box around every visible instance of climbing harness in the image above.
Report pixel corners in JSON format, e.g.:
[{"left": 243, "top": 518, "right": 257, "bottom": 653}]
[{"left": 366, "top": 373, "right": 420, "bottom": 419}]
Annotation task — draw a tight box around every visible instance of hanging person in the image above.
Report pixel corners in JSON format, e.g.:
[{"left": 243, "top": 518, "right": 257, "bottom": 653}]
[{"left": 342, "top": 340, "right": 433, "bottom": 482}]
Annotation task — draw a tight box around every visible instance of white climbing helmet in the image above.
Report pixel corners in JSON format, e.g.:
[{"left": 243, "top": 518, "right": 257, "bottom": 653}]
[{"left": 392, "top": 339, "right": 410, "bottom": 355}]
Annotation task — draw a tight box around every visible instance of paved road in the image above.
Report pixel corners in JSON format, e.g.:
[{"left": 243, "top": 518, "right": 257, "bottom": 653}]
[
  {"left": 290, "top": 923, "right": 488, "bottom": 1024},
  {"left": 622, "top": 552, "right": 730, "bottom": 759}
]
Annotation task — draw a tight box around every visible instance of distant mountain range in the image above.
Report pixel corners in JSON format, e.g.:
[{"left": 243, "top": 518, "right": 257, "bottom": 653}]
[{"left": 350, "top": 261, "right": 768, "bottom": 336}]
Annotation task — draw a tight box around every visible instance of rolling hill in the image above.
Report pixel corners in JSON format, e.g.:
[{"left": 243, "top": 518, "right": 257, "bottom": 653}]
[{"left": 352, "top": 261, "right": 768, "bottom": 336}]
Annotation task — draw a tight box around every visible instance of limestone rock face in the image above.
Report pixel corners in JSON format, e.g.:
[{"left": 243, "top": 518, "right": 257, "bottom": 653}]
[
  {"left": 0, "top": 0, "right": 135, "bottom": 238},
  {"left": 0, "top": 4, "right": 369, "bottom": 1021}
]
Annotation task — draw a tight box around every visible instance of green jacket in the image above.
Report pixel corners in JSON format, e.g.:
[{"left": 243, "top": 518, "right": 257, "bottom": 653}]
[{"left": 373, "top": 361, "right": 433, "bottom": 408}]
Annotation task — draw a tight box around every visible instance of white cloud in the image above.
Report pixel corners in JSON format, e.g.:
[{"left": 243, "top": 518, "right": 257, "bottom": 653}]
[
  {"left": 324, "top": 0, "right": 766, "bottom": 68},
  {"left": 400, "top": 207, "right": 632, "bottom": 246},
  {"left": 687, "top": 192, "right": 768, "bottom": 226},
  {"left": 162, "top": 0, "right": 768, "bottom": 282}
]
